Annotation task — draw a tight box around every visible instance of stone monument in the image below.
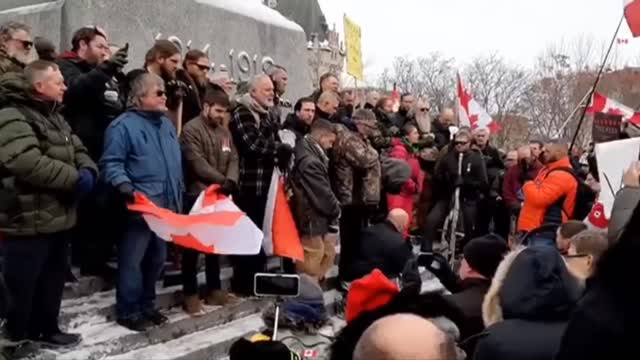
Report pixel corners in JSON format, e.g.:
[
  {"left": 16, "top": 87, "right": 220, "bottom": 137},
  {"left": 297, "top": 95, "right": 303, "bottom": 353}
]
[{"left": 0, "top": 0, "right": 313, "bottom": 101}]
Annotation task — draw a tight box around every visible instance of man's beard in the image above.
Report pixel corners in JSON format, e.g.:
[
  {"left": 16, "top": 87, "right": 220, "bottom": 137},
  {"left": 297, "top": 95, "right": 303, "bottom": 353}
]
[
  {"left": 160, "top": 65, "right": 176, "bottom": 81},
  {"left": 13, "top": 51, "right": 33, "bottom": 65}
]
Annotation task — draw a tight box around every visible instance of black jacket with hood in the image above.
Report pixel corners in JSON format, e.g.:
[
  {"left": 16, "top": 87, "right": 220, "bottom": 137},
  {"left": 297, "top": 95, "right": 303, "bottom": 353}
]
[
  {"left": 56, "top": 51, "right": 125, "bottom": 161},
  {"left": 473, "top": 246, "right": 582, "bottom": 360}
]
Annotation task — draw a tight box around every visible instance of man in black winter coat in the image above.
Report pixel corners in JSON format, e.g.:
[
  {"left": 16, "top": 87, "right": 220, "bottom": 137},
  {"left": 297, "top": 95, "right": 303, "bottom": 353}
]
[
  {"left": 472, "top": 127, "right": 506, "bottom": 237},
  {"left": 341, "top": 209, "right": 414, "bottom": 282},
  {"left": 423, "top": 235, "right": 508, "bottom": 343},
  {"left": 431, "top": 108, "right": 455, "bottom": 150},
  {"left": 56, "top": 27, "right": 127, "bottom": 161},
  {"left": 422, "top": 129, "right": 488, "bottom": 251},
  {"left": 392, "top": 93, "right": 414, "bottom": 128},
  {"left": 283, "top": 97, "right": 315, "bottom": 144},
  {"left": 56, "top": 27, "right": 128, "bottom": 277}
]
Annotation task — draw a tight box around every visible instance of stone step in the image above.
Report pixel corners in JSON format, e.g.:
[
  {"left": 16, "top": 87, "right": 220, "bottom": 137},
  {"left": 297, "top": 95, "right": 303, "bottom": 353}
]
[
  {"left": 59, "top": 264, "right": 339, "bottom": 327},
  {"left": 38, "top": 298, "right": 267, "bottom": 360},
  {"left": 38, "top": 290, "right": 340, "bottom": 360}
]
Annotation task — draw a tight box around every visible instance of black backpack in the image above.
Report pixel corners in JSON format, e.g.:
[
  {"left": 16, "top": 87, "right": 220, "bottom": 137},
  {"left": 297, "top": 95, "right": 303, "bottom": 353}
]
[{"left": 545, "top": 167, "right": 595, "bottom": 220}]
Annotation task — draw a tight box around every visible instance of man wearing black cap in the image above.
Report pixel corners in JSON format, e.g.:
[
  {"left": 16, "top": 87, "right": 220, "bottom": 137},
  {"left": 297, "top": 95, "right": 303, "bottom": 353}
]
[
  {"left": 423, "top": 234, "right": 508, "bottom": 342},
  {"left": 446, "top": 234, "right": 508, "bottom": 341}
]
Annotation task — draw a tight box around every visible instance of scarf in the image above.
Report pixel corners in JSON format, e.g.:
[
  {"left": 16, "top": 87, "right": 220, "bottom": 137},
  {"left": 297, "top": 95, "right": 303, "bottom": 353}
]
[{"left": 238, "top": 93, "right": 269, "bottom": 126}]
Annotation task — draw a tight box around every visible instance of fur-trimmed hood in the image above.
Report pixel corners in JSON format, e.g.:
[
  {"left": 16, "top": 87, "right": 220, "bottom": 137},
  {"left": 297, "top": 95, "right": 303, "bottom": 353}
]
[{"left": 482, "top": 246, "right": 582, "bottom": 327}]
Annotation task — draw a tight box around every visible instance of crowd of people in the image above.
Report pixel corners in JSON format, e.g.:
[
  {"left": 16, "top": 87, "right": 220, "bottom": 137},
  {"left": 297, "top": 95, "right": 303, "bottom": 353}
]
[{"left": 0, "top": 19, "right": 637, "bottom": 360}]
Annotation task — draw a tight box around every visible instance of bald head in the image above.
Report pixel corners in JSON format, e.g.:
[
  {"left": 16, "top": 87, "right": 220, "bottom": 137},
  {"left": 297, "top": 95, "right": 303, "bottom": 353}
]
[
  {"left": 440, "top": 108, "right": 455, "bottom": 126},
  {"left": 541, "top": 142, "right": 568, "bottom": 164},
  {"left": 353, "top": 314, "right": 455, "bottom": 360},
  {"left": 388, "top": 209, "right": 409, "bottom": 234}
]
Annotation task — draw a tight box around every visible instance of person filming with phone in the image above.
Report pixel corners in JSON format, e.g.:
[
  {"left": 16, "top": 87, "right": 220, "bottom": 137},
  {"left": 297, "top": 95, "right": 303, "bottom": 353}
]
[{"left": 56, "top": 26, "right": 128, "bottom": 277}]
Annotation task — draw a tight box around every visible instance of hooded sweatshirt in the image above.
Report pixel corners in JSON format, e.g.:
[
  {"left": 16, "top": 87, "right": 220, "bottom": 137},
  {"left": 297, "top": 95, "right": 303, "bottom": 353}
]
[{"left": 474, "top": 246, "right": 582, "bottom": 360}]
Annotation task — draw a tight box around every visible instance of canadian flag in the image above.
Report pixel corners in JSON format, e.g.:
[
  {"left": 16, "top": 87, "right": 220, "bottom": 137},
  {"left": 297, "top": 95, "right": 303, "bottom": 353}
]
[
  {"left": 127, "top": 186, "right": 263, "bottom": 255},
  {"left": 586, "top": 92, "right": 640, "bottom": 125},
  {"left": 625, "top": 0, "right": 640, "bottom": 37},
  {"left": 585, "top": 201, "right": 609, "bottom": 231},
  {"left": 457, "top": 73, "right": 500, "bottom": 133}
]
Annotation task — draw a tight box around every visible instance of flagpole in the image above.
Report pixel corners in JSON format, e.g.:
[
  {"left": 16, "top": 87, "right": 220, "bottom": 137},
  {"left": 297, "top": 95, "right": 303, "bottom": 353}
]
[
  {"left": 556, "top": 86, "right": 593, "bottom": 138},
  {"left": 569, "top": 14, "right": 625, "bottom": 152}
]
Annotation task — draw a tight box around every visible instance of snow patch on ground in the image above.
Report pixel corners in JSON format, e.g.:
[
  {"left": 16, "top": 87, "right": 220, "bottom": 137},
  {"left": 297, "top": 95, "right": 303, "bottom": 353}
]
[
  {"left": 105, "top": 314, "right": 265, "bottom": 360},
  {"left": 195, "top": 0, "right": 303, "bottom": 32}
]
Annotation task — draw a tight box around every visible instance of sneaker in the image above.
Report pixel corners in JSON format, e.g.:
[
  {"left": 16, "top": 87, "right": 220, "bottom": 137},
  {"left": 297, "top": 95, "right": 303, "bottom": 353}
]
[
  {"left": 37, "top": 332, "right": 82, "bottom": 349},
  {"left": 205, "top": 290, "right": 240, "bottom": 306},
  {"left": 144, "top": 310, "right": 169, "bottom": 326},
  {"left": 117, "top": 315, "right": 152, "bottom": 332},
  {"left": 183, "top": 295, "right": 205, "bottom": 316}
]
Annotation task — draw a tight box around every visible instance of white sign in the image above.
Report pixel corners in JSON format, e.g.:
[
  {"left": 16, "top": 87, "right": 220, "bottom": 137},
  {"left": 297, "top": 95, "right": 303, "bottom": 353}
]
[{"left": 595, "top": 137, "right": 640, "bottom": 218}]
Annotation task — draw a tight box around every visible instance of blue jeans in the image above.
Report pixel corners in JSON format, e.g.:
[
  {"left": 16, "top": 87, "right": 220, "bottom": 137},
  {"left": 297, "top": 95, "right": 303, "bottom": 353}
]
[{"left": 116, "top": 219, "right": 167, "bottom": 320}]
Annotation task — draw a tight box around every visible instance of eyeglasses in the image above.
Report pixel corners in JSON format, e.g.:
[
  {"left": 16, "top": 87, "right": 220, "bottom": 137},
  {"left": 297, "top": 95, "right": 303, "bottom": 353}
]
[
  {"left": 190, "top": 62, "right": 211, "bottom": 72},
  {"left": 420, "top": 108, "right": 429, "bottom": 112},
  {"left": 155, "top": 90, "right": 166, "bottom": 97},
  {"left": 454, "top": 141, "right": 469, "bottom": 146},
  {"left": 11, "top": 38, "right": 33, "bottom": 50},
  {"left": 564, "top": 253, "right": 589, "bottom": 259}
]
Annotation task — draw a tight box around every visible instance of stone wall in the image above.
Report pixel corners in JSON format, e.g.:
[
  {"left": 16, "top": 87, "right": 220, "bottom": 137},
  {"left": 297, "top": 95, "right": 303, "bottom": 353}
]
[{"left": 0, "top": 0, "right": 312, "bottom": 101}]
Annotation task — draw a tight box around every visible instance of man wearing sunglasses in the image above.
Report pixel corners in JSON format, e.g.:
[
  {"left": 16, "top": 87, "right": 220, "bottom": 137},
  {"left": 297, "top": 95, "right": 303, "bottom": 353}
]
[
  {"left": 422, "top": 129, "right": 488, "bottom": 252},
  {"left": 0, "top": 21, "right": 33, "bottom": 75},
  {"left": 173, "top": 49, "right": 223, "bottom": 125}
]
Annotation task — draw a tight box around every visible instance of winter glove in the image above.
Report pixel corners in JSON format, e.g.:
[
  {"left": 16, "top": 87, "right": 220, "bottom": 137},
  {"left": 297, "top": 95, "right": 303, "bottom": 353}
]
[
  {"left": 117, "top": 182, "right": 135, "bottom": 204},
  {"left": 75, "top": 168, "right": 95, "bottom": 199},
  {"left": 99, "top": 44, "right": 128, "bottom": 76},
  {"left": 220, "top": 179, "right": 236, "bottom": 196},
  {"left": 276, "top": 143, "right": 293, "bottom": 172}
]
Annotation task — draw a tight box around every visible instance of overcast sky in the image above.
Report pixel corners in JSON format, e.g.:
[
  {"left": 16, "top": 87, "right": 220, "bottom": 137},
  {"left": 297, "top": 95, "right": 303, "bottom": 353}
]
[{"left": 318, "top": 0, "right": 640, "bottom": 82}]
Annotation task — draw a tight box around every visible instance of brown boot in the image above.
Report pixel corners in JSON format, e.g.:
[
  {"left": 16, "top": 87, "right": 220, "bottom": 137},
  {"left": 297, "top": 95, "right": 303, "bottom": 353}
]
[
  {"left": 205, "top": 290, "right": 240, "bottom": 306},
  {"left": 183, "top": 294, "right": 205, "bottom": 316}
]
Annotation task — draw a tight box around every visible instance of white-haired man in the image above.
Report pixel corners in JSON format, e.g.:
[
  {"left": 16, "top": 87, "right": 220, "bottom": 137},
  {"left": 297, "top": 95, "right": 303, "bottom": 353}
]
[
  {"left": 101, "top": 73, "right": 183, "bottom": 332},
  {"left": 229, "top": 74, "right": 292, "bottom": 295},
  {"left": 0, "top": 21, "right": 33, "bottom": 74}
]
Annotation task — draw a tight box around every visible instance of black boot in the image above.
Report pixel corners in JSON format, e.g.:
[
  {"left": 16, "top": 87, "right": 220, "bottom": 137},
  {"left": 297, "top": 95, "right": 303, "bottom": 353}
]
[
  {"left": 117, "top": 315, "right": 152, "bottom": 332},
  {"left": 144, "top": 310, "right": 169, "bottom": 326},
  {"left": 37, "top": 331, "right": 82, "bottom": 348}
]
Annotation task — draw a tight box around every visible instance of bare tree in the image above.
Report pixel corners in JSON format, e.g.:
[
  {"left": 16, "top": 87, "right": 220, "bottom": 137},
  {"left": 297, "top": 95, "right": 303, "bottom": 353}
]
[{"left": 415, "top": 53, "right": 456, "bottom": 111}]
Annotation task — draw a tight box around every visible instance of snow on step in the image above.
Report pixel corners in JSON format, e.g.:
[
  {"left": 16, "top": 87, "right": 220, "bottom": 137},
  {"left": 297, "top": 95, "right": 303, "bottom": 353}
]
[{"left": 105, "top": 314, "right": 265, "bottom": 360}]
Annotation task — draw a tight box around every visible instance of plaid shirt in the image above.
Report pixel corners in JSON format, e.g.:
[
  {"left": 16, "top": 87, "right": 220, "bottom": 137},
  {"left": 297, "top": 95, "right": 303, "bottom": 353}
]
[{"left": 229, "top": 103, "right": 280, "bottom": 197}]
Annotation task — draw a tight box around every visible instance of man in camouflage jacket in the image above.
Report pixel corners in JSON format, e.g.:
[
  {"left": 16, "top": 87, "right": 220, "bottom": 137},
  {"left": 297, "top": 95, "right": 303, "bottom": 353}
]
[{"left": 330, "top": 109, "right": 381, "bottom": 281}]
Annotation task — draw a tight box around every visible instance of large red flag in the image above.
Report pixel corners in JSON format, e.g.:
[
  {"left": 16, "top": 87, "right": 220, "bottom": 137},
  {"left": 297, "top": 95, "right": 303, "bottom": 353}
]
[{"left": 625, "top": 0, "right": 640, "bottom": 37}]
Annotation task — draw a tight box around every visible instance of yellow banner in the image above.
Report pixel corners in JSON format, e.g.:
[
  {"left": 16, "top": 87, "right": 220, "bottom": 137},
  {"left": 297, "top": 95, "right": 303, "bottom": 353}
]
[{"left": 343, "top": 14, "right": 363, "bottom": 81}]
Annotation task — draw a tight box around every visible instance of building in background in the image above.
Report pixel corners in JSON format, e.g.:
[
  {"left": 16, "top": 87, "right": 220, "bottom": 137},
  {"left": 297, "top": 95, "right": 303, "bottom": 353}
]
[{"left": 275, "top": 0, "right": 345, "bottom": 88}]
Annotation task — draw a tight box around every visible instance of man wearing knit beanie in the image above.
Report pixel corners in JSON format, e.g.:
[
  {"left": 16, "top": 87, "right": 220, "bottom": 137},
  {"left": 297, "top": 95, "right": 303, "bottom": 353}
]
[{"left": 445, "top": 234, "right": 508, "bottom": 343}]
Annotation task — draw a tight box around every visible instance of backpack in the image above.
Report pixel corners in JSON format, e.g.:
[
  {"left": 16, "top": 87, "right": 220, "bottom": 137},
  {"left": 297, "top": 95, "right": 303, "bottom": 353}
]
[{"left": 545, "top": 167, "right": 595, "bottom": 220}]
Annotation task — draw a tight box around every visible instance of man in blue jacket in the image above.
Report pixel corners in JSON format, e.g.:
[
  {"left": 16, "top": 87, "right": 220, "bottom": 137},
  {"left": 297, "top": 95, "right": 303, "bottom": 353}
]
[{"left": 100, "top": 73, "right": 183, "bottom": 332}]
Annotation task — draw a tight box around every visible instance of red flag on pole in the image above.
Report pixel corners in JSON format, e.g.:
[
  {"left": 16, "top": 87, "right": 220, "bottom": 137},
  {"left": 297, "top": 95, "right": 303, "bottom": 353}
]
[{"left": 625, "top": 0, "right": 640, "bottom": 37}]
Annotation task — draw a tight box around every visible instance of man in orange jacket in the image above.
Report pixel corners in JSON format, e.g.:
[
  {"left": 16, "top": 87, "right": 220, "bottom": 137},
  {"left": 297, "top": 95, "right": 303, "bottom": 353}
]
[{"left": 518, "top": 142, "right": 578, "bottom": 247}]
